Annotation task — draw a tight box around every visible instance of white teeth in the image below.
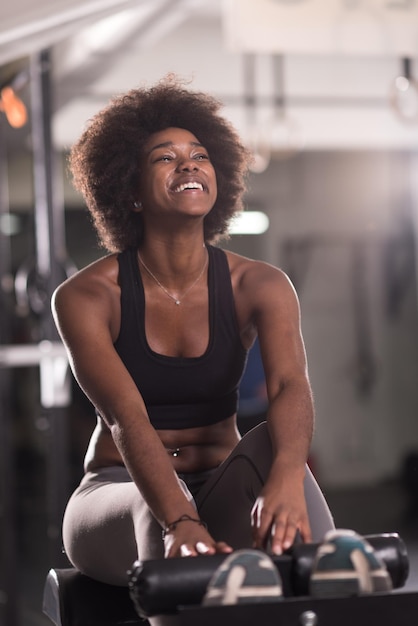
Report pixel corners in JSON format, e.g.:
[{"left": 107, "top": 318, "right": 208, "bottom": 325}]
[{"left": 174, "top": 182, "right": 204, "bottom": 192}]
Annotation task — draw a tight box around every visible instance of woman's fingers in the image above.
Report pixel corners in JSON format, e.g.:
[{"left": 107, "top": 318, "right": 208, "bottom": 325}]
[
  {"left": 213, "top": 541, "right": 233, "bottom": 554},
  {"left": 270, "top": 514, "right": 298, "bottom": 554},
  {"left": 173, "top": 539, "right": 233, "bottom": 558},
  {"left": 296, "top": 517, "right": 312, "bottom": 545},
  {"left": 251, "top": 496, "right": 312, "bottom": 554},
  {"left": 180, "top": 544, "right": 195, "bottom": 557}
]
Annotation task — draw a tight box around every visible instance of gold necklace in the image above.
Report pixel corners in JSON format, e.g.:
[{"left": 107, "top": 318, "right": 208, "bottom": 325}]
[{"left": 138, "top": 249, "right": 208, "bottom": 305}]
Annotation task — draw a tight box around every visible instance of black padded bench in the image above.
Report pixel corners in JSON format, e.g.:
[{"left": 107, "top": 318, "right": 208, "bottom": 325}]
[
  {"left": 43, "top": 568, "right": 146, "bottom": 626},
  {"left": 42, "top": 533, "right": 410, "bottom": 626}
]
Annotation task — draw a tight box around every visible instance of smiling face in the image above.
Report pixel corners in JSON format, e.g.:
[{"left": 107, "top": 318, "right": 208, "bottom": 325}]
[{"left": 137, "top": 127, "right": 218, "bottom": 226}]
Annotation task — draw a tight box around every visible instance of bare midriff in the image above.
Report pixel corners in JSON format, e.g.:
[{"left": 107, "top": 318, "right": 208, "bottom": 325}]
[{"left": 84, "top": 414, "right": 241, "bottom": 474}]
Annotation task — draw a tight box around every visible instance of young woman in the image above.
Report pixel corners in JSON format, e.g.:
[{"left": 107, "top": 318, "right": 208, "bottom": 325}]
[{"left": 52, "top": 77, "right": 334, "bottom": 623}]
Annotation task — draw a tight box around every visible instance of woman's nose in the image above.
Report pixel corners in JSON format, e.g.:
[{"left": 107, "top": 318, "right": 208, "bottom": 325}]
[{"left": 177, "top": 158, "right": 198, "bottom": 172}]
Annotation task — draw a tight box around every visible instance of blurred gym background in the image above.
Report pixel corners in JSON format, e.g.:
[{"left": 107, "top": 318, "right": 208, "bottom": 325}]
[{"left": 1, "top": 1, "right": 418, "bottom": 624}]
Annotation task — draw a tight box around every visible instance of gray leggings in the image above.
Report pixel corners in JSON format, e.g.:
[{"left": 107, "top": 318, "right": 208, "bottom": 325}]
[{"left": 62, "top": 422, "right": 334, "bottom": 587}]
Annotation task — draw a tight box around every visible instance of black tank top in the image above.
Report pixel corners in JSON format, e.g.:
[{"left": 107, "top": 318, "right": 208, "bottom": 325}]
[{"left": 114, "top": 245, "right": 249, "bottom": 430}]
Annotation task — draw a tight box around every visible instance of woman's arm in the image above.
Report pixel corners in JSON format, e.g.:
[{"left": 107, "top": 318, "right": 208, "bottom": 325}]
[
  {"left": 240, "top": 260, "right": 314, "bottom": 554},
  {"left": 52, "top": 259, "right": 231, "bottom": 557}
]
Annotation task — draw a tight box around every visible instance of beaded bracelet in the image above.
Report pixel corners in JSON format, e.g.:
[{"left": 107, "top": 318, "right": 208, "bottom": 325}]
[{"left": 162, "top": 514, "right": 208, "bottom": 539}]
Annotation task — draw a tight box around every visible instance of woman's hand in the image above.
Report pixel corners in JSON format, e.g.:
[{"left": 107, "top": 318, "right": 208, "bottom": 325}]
[
  {"left": 251, "top": 471, "right": 311, "bottom": 555},
  {"left": 163, "top": 519, "right": 233, "bottom": 558}
]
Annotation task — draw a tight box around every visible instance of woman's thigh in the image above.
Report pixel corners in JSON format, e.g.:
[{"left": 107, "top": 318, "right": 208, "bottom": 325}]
[
  {"left": 62, "top": 467, "right": 164, "bottom": 585},
  {"left": 195, "top": 422, "right": 271, "bottom": 547},
  {"left": 195, "top": 421, "right": 334, "bottom": 547}
]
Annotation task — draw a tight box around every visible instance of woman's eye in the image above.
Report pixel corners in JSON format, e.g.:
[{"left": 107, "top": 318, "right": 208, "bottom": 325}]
[
  {"left": 159, "top": 155, "right": 172, "bottom": 162},
  {"left": 194, "top": 154, "right": 209, "bottom": 161}
]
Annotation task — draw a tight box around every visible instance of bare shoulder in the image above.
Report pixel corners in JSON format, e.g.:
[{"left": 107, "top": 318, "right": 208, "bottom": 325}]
[
  {"left": 53, "top": 254, "right": 118, "bottom": 304},
  {"left": 52, "top": 254, "right": 120, "bottom": 331},
  {"left": 224, "top": 249, "right": 298, "bottom": 307}
]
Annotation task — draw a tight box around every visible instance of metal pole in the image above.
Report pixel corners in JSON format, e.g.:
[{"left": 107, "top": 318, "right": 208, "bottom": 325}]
[
  {"left": 0, "top": 120, "right": 18, "bottom": 626},
  {"left": 29, "top": 49, "right": 70, "bottom": 567}
]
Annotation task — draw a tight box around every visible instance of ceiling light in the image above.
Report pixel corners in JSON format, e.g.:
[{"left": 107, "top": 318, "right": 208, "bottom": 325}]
[
  {"left": 229, "top": 211, "right": 270, "bottom": 235},
  {"left": 0, "top": 85, "right": 27, "bottom": 128}
]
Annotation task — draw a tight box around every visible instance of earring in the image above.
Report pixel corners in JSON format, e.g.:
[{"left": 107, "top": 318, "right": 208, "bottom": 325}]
[{"left": 133, "top": 201, "right": 142, "bottom": 209}]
